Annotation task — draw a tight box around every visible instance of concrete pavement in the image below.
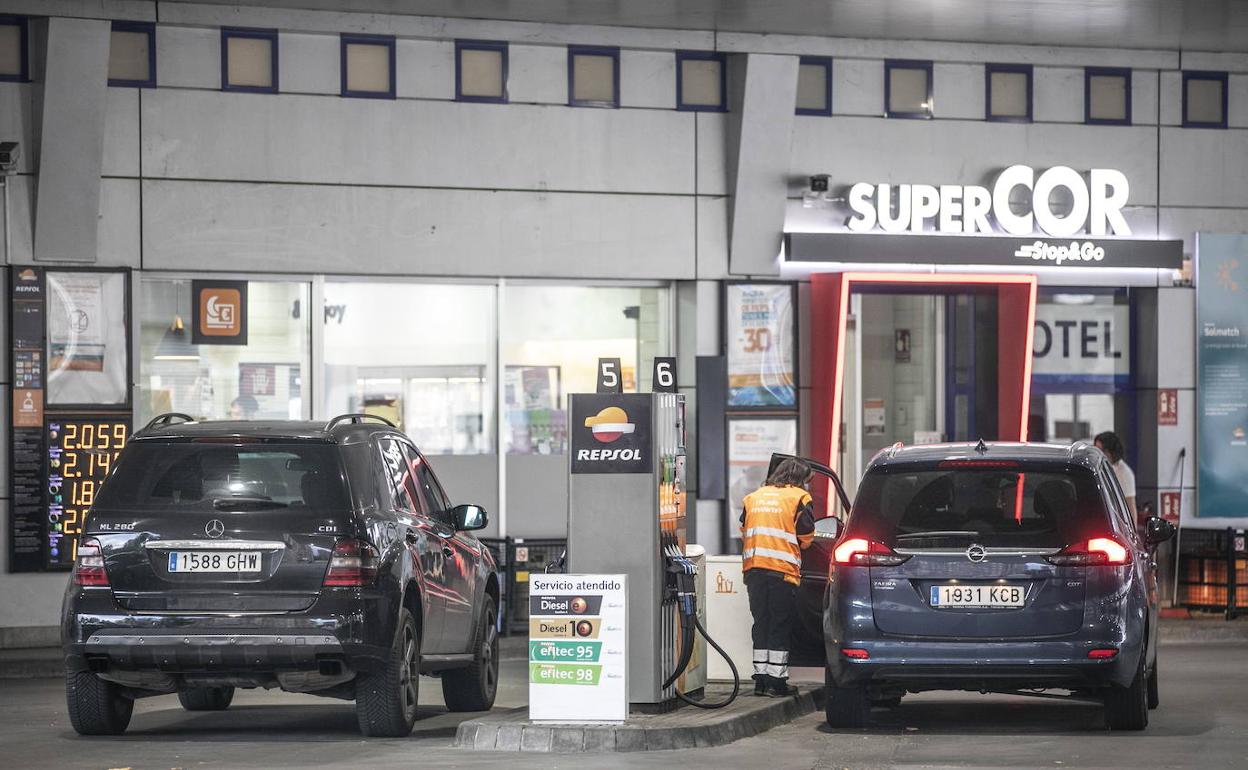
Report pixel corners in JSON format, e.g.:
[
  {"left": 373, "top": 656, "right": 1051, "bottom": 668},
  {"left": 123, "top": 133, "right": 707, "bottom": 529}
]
[{"left": 1, "top": 642, "right": 1245, "bottom": 768}]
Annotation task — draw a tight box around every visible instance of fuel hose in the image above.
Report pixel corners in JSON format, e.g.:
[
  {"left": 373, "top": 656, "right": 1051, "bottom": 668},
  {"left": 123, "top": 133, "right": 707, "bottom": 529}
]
[{"left": 662, "top": 604, "right": 741, "bottom": 709}]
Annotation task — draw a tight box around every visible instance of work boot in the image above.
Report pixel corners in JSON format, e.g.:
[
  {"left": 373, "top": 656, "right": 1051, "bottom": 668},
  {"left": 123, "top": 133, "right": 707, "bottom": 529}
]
[
  {"left": 753, "top": 675, "right": 767, "bottom": 696},
  {"left": 766, "top": 676, "right": 798, "bottom": 698}
]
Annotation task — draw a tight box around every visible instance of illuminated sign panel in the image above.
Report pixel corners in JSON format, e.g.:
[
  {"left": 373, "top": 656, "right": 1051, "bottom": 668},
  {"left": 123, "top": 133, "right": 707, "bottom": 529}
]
[
  {"left": 844, "top": 165, "right": 1132, "bottom": 237},
  {"left": 46, "top": 416, "right": 129, "bottom": 568}
]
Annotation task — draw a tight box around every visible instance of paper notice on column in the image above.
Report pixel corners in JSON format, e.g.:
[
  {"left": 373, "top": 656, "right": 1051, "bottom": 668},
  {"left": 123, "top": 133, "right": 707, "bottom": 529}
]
[{"left": 528, "top": 574, "right": 627, "bottom": 723}]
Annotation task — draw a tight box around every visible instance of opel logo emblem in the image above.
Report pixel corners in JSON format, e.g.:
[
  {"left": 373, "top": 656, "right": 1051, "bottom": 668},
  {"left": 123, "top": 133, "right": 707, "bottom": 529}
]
[
  {"left": 205, "top": 519, "right": 226, "bottom": 539},
  {"left": 966, "top": 544, "right": 987, "bottom": 563}
]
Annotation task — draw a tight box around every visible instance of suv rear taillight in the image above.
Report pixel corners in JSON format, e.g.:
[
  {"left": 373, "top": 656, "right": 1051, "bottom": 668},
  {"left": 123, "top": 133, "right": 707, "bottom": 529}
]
[
  {"left": 1046, "top": 537, "right": 1131, "bottom": 567},
  {"left": 833, "top": 538, "right": 911, "bottom": 567},
  {"left": 323, "top": 539, "right": 379, "bottom": 587},
  {"left": 73, "top": 538, "right": 110, "bottom": 586}
]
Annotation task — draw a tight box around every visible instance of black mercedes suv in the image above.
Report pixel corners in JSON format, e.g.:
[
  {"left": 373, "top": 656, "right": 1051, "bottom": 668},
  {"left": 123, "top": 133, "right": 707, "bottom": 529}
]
[{"left": 61, "top": 414, "right": 500, "bottom": 737}]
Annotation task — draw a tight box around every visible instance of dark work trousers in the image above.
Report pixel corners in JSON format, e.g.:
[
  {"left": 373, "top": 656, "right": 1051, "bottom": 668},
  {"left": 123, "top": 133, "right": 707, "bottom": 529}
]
[{"left": 744, "top": 568, "right": 797, "bottom": 680}]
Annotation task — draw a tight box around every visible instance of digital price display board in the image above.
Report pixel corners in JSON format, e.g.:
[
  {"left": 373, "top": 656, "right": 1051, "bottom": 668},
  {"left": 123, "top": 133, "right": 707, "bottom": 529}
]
[{"left": 46, "top": 416, "right": 130, "bottom": 569}]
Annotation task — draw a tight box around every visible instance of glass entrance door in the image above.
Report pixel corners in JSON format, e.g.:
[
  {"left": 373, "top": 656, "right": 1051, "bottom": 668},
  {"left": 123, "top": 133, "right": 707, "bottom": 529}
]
[{"left": 840, "top": 292, "right": 942, "bottom": 496}]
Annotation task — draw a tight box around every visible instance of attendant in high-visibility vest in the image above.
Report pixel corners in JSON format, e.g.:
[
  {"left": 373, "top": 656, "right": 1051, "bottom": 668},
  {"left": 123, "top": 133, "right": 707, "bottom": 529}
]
[{"left": 740, "top": 458, "right": 815, "bottom": 697}]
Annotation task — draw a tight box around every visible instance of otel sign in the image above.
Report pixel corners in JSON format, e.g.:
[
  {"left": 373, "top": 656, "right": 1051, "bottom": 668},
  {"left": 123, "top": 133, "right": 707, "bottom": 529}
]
[{"left": 845, "top": 165, "right": 1132, "bottom": 265}]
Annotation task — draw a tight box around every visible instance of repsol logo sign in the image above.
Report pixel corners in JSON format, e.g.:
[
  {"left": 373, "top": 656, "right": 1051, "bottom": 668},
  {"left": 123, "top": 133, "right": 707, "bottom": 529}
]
[
  {"left": 576, "top": 448, "right": 642, "bottom": 462},
  {"left": 570, "top": 394, "right": 653, "bottom": 475},
  {"left": 846, "top": 166, "right": 1131, "bottom": 238}
]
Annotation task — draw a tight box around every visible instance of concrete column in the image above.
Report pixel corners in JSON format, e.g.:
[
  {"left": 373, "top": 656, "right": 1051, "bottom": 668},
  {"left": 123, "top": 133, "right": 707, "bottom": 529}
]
[
  {"left": 1135, "top": 287, "right": 1197, "bottom": 520},
  {"left": 726, "top": 53, "right": 799, "bottom": 276},
  {"left": 33, "top": 17, "right": 110, "bottom": 263}
]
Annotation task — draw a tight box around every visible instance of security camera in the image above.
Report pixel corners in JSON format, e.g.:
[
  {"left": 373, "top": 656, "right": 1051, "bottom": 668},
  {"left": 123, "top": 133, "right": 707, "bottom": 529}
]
[
  {"left": 0, "top": 141, "right": 18, "bottom": 174},
  {"left": 803, "top": 173, "right": 835, "bottom": 208}
]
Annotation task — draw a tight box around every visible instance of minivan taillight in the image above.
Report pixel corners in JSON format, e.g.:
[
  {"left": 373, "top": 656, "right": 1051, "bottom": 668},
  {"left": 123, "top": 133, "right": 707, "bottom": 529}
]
[
  {"left": 73, "top": 538, "right": 110, "bottom": 586},
  {"left": 1046, "top": 537, "right": 1131, "bottom": 567},
  {"left": 832, "top": 538, "right": 911, "bottom": 567},
  {"left": 323, "top": 539, "right": 379, "bottom": 587}
]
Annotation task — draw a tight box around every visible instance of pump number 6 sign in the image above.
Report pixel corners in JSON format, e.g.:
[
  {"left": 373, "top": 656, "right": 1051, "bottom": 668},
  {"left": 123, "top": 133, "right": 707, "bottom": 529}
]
[{"left": 653, "top": 357, "right": 678, "bottom": 393}]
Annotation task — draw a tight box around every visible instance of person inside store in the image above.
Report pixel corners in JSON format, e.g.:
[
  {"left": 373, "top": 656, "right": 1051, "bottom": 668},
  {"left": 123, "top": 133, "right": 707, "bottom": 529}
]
[
  {"left": 1095, "top": 431, "right": 1137, "bottom": 520},
  {"left": 740, "top": 458, "right": 816, "bottom": 698},
  {"left": 229, "top": 394, "right": 259, "bottom": 420}
]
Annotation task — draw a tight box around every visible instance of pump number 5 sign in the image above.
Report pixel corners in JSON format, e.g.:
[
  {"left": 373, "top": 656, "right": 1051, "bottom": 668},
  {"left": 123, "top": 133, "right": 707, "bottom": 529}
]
[{"left": 529, "top": 574, "right": 627, "bottom": 723}]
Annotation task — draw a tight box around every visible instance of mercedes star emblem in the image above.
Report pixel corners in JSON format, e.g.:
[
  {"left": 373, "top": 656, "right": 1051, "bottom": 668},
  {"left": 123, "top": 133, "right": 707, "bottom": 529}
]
[
  {"left": 966, "top": 544, "right": 987, "bottom": 563},
  {"left": 205, "top": 519, "right": 226, "bottom": 539}
]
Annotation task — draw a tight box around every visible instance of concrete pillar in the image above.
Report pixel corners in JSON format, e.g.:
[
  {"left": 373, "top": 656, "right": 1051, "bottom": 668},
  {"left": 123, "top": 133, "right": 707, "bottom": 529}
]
[
  {"left": 33, "top": 17, "right": 110, "bottom": 263},
  {"left": 725, "top": 53, "right": 799, "bottom": 276}
]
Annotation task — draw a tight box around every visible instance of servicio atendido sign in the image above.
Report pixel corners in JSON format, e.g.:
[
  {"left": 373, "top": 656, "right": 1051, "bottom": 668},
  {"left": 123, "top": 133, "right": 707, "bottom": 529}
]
[
  {"left": 846, "top": 165, "right": 1131, "bottom": 238},
  {"left": 529, "top": 573, "right": 627, "bottom": 722}
]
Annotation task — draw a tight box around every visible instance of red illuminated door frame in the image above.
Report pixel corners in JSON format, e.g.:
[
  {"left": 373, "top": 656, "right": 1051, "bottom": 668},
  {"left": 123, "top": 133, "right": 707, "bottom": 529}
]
[{"left": 809, "top": 272, "right": 1039, "bottom": 473}]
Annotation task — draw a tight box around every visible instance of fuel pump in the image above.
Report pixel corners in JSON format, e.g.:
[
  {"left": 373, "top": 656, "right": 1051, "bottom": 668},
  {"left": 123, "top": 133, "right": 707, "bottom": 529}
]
[{"left": 568, "top": 391, "right": 739, "bottom": 710}]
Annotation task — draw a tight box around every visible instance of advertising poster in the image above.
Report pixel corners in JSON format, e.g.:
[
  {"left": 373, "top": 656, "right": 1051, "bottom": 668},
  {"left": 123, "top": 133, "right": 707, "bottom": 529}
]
[
  {"left": 45, "top": 271, "right": 129, "bottom": 406},
  {"left": 1197, "top": 234, "right": 1248, "bottom": 519},
  {"left": 528, "top": 573, "right": 627, "bottom": 723},
  {"left": 726, "top": 283, "right": 796, "bottom": 408},
  {"left": 727, "top": 417, "right": 798, "bottom": 522}
]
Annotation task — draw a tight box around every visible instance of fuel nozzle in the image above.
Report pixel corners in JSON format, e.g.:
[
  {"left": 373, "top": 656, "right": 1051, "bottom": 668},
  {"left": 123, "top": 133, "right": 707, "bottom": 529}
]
[{"left": 662, "top": 541, "right": 698, "bottom": 617}]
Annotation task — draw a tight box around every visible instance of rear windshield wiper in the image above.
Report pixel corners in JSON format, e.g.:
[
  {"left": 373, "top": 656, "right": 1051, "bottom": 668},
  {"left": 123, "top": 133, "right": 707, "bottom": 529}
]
[
  {"left": 212, "top": 496, "right": 288, "bottom": 511},
  {"left": 895, "top": 530, "right": 979, "bottom": 540}
]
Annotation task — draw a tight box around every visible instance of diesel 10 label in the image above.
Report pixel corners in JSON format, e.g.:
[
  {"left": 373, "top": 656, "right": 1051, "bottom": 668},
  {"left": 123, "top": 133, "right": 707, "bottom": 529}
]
[{"left": 527, "top": 574, "right": 627, "bottom": 723}]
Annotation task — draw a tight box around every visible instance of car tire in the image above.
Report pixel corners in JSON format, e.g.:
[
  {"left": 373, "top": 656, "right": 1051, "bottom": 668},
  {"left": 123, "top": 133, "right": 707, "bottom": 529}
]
[
  {"left": 442, "top": 594, "right": 500, "bottom": 712},
  {"left": 824, "top": 666, "right": 870, "bottom": 728},
  {"left": 1104, "top": 653, "right": 1149, "bottom": 730},
  {"left": 177, "top": 686, "right": 234, "bottom": 711},
  {"left": 65, "top": 670, "right": 134, "bottom": 736},
  {"left": 355, "top": 607, "right": 420, "bottom": 737},
  {"left": 1147, "top": 659, "right": 1159, "bottom": 710},
  {"left": 872, "top": 696, "right": 903, "bottom": 709}
]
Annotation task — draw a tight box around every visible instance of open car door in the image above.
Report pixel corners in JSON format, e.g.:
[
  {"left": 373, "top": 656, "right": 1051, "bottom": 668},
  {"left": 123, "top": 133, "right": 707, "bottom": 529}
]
[{"left": 765, "top": 453, "right": 851, "bottom": 668}]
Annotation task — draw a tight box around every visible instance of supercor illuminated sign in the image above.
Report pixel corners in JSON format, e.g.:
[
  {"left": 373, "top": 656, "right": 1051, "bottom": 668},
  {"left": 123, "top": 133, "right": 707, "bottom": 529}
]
[{"left": 845, "top": 165, "right": 1131, "bottom": 238}]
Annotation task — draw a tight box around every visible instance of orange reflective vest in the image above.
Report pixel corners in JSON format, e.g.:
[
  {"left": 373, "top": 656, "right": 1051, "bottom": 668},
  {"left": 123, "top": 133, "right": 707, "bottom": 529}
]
[{"left": 741, "top": 485, "right": 814, "bottom": 585}]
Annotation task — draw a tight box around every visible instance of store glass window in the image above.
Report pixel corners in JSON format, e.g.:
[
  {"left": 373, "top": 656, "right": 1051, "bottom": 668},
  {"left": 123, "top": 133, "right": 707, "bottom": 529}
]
[
  {"left": 108, "top": 21, "right": 155, "bottom": 87},
  {"left": 341, "top": 34, "right": 395, "bottom": 98},
  {"left": 568, "top": 45, "right": 618, "bottom": 107},
  {"left": 1086, "top": 67, "right": 1131, "bottom": 125},
  {"left": 137, "top": 278, "right": 310, "bottom": 423},
  {"left": 1028, "top": 291, "right": 1130, "bottom": 445},
  {"left": 1183, "top": 71, "right": 1228, "bottom": 128},
  {"left": 986, "top": 63, "right": 1031, "bottom": 122},
  {"left": 502, "top": 285, "right": 670, "bottom": 454},
  {"left": 796, "top": 57, "right": 832, "bottom": 116},
  {"left": 457, "top": 40, "right": 508, "bottom": 103},
  {"left": 885, "top": 60, "right": 932, "bottom": 119},
  {"left": 322, "top": 282, "right": 496, "bottom": 455},
  {"left": 223, "top": 28, "right": 278, "bottom": 93},
  {"left": 677, "top": 51, "right": 726, "bottom": 111},
  {"left": 0, "top": 16, "right": 27, "bottom": 81}
]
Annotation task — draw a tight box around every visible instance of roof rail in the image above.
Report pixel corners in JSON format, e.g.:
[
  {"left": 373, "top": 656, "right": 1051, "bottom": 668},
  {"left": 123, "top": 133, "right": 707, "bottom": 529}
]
[
  {"left": 141, "top": 412, "right": 196, "bottom": 432},
  {"left": 326, "top": 413, "right": 396, "bottom": 431}
]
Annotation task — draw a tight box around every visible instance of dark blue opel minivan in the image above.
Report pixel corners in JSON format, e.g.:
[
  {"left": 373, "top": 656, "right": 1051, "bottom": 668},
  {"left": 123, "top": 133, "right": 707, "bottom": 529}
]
[{"left": 789, "top": 442, "right": 1176, "bottom": 731}]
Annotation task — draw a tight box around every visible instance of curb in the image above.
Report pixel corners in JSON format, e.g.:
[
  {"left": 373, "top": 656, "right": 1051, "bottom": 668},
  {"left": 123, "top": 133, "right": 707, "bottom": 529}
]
[
  {"left": 0, "top": 652, "right": 62, "bottom": 680},
  {"left": 455, "top": 686, "right": 824, "bottom": 753}
]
